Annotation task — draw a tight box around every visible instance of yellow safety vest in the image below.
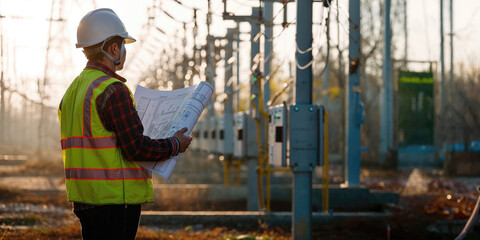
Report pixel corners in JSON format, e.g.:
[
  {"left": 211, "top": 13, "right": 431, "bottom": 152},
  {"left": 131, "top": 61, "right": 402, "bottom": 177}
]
[{"left": 58, "top": 68, "right": 153, "bottom": 205}]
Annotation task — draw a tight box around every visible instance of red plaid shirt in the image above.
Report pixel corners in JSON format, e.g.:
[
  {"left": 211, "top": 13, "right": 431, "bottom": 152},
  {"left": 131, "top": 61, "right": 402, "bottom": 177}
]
[
  {"left": 69, "top": 61, "right": 179, "bottom": 211},
  {"left": 86, "top": 61, "right": 179, "bottom": 161}
]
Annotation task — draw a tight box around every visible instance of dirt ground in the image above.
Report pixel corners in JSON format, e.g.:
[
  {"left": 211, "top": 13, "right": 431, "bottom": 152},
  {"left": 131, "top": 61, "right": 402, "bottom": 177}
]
[{"left": 1, "top": 150, "right": 480, "bottom": 239}]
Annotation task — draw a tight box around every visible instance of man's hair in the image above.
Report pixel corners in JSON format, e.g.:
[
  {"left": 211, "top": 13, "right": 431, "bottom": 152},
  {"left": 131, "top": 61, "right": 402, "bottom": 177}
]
[{"left": 83, "top": 36, "right": 124, "bottom": 61}]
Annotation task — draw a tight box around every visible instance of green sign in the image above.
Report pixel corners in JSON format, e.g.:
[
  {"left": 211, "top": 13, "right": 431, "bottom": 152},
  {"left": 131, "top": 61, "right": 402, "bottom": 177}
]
[{"left": 398, "top": 71, "right": 434, "bottom": 146}]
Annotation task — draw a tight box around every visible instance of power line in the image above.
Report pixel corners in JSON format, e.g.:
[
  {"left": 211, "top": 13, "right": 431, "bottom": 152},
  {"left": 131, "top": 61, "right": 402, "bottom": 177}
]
[
  {"left": 330, "top": 3, "right": 360, "bottom": 49},
  {"left": 271, "top": 1, "right": 288, "bottom": 22},
  {"left": 315, "top": 5, "right": 331, "bottom": 78},
  {"left": 159, "top": 6, "right": 189, "bottom": 24},
  {"left": 230, "top": 0, "right": 257, "bottom": 8}
]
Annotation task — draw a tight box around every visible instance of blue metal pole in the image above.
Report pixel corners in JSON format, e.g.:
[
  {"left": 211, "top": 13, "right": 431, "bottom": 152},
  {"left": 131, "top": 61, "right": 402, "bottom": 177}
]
[
  {"left": 224, "top": 29, "right": 234, "bottom": 156},
  {"left": 295, "top": 2, "right": 313, "bottom": 105},
  {"left": 345, "top": 0, "right": 361, "bottom": 187},
  {"left": 293, "top": 170, "right": 312, "bottom": 239},
  {"left": 380, "top": 0, "right": 393, "bottom": 165},
  {"left": 251, "top": 8, "right": 261, "bottom": 114},
  {"left": 264, "top": 1, "right": 273, "bottom": 108},
  {"left": 236, "top": 23, "right": 241, "bottom": 113},
  {"left": 247, "top": 8, "right": 260, "bottom": 211},
  {"left": 293, "top": 0, "right": 313, "bottom": 239},
  {"left": 206, "top": 35, "right": 216, "bottom": 153},
  {"left": 263, "top": 0, "right": 274, "bottom": 210}
]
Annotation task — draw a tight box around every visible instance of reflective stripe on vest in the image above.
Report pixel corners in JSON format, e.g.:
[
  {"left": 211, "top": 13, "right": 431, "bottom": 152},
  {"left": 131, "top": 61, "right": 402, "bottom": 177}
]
[
  {"left": 61, "top": 136, "right": 116, "bottom": 149},
  {"left": 83, "top": 76, "right": 111, "bottom": 137},
  {"left": 65, "top": 168, "right": 152, "bottom": 180}
]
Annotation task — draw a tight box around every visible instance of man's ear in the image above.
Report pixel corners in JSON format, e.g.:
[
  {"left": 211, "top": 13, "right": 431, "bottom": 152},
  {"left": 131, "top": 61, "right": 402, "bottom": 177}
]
[{"left": 108, "top": 42, "right": 119, "bottom": 56}]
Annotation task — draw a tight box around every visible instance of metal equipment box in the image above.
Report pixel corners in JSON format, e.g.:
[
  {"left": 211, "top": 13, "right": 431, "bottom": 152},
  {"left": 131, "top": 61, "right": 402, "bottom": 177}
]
[
  {"left": 223, "top": 112, "right": 234, "bottom": 156},
  {"left": 233, "top": 112, "right": 258, "bottom": 158},
  {"left": 215, "top": 115, "right": 224, "bottom": 154},
  {"left": 268, "top": 105, "right": 287, "bottom": 166},
  {"left": 233, "top": 112, "right": 247, "bottom": 157},
  {"left": 288, "top": 105, "right": 319, "bottom": 167},
  {"left": 207, "top": 117, "right": 217, "bottom": 153}
]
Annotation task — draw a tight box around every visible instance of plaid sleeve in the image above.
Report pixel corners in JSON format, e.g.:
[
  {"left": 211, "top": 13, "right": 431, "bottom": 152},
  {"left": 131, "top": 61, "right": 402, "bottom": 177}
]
[{"left": 96, "top": 83, "right": 178, "bottom": 162}]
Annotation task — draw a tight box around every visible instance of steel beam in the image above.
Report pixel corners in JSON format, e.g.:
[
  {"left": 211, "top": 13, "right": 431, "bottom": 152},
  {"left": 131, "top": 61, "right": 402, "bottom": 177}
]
[{"left": 345, "top": 0, "right": 362, "bottom": 187}]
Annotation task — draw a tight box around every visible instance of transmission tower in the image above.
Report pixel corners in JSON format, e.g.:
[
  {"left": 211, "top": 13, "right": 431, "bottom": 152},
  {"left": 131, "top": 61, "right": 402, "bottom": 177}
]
[{"left": 38, "top": 0, "right": 72, "bottom": 155}]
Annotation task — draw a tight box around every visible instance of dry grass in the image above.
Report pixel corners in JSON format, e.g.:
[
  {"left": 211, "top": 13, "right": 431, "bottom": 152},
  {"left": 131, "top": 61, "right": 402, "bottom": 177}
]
[
  {"left": 0, "top": 184, "right": 69, "bottom": 208},
  {"left": 0, "top": 158, "right": 64, "bottom": 177},
  {"left": 137, "top": 226, "right": 290, "bottom": 240},
  {"left": 0, "top": 224, "right": 82, "bottom": 240},
  {"left": 21, "top": 158, "right": 64, "bottom": 176},
  {"left": 0, "top": 224, "right": 290, "bottom": 240}
]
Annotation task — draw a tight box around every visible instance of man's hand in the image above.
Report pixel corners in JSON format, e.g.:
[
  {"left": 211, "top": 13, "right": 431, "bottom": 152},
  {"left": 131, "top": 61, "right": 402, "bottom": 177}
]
[{"left": 173, "top": 128, "right": 192, "bottom": 153}]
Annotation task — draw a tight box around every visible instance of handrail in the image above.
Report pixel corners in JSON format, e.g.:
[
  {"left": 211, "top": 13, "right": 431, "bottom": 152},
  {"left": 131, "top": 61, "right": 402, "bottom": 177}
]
[{"left": 455, "top": 186, "right": 480, "bottom": 240}]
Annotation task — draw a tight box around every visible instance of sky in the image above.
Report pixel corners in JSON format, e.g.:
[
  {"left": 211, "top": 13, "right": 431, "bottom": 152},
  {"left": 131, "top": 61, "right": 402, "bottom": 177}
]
[{"left": 1, "top": 0, "right": 479, "bottom": 107}]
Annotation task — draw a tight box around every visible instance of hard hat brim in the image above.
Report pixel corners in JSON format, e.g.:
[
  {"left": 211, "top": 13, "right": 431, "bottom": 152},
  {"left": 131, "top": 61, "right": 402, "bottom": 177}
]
[
  {"left": 125, "top": 35, "right": 136, "bottom": 44},
  {"left": 76, "top": 34, "right": 136, "bottom": 48}
]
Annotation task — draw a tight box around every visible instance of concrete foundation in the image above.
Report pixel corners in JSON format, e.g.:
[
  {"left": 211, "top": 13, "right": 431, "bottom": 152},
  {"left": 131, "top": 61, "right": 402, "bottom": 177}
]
[
  {"left": 153, "top": 184, "right": 399, "bottom": 211},
  {"left": 140, "top": 211, "right": 393, "bottom": 229}
]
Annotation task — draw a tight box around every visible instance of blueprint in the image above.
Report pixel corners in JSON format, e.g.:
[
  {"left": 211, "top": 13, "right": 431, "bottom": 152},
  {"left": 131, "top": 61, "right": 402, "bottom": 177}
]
[{"left": 133, "top": 81, "right": 213, "bottom": 180}]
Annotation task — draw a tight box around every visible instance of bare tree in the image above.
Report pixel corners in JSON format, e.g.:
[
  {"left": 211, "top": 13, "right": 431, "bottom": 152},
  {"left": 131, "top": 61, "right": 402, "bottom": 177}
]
[{"left": 444, "top": 62, "right": 480, "bottom": 147}]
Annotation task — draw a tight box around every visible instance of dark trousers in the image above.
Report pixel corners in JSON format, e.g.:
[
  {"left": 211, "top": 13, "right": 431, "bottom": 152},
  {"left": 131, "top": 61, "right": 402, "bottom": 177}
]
[{"left": 74, "top": 204, "right": 141, "bottom": 240}]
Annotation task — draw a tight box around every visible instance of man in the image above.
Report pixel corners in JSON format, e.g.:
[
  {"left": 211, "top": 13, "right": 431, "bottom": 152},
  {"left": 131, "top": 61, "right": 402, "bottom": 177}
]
[{"left": 58, "top": 8, "right": 192, "bottom": 240}]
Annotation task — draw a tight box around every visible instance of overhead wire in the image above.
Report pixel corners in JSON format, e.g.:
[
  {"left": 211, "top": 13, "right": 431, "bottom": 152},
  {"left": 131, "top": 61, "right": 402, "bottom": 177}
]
[
  {"left": 269, "top": 77, "right": 293, "bottom": 106},
  {"left": 220, "top": 1, "right": 295, "bottom": 104},
  {"left": 270, "top": 0, "right": 324, "bottom": 73},
  {"left": 296, "top": 43, "right": 313, "bottom": 55},
  {"left": 267, "top": 37, "right": 296, "bottom": 106},
  {"left": 122, "top": 0, "right": 159, "bottom": 74},
  {"left": 129, "top": 0, "right": 199, "bottom": 79},
  {"left": 252, "top": 1, "right": 295, "bottom": 81},
  {"left": 329, "top": 3, "right": 360, "bottom": 47},
  {"left": 158, "top": 6, "right": 189, "bottom": 24},
  {"left": 266, "top": 31, "right": 298, "bottom": 105},
  {"left": 295, "top": 7, "right": 323, "bottom": 71},
  {"left": 271, "top": 1, "right": 287, "bottom": 22},
  {"left": 230, "top": 0, "right": 255, "bottom": 7},
  {"left": 315, "top": 5, "right": 332, "bottom": 77},
  {"left": 217, "top": 1, "right": 333, "bottom": 108},
  {"left": 307, "top": 3, "right": 331, "bottom": 76},
  {"left": 263, "top": 1, "right": 293, "bottom": 42},
  {"left": 169, "top": 0, "right": 212, "bottom": 16},
  {"left": 137, "top": 0, "right": 328, "bottom": 100},
  {"left": 278, "top": 3, "right": 330, "bottom": 100}
]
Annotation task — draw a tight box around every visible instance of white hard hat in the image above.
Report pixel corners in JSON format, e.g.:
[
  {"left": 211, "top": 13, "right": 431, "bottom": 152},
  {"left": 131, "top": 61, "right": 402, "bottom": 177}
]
[{"left": 76, "top": 8, "right": 135, "bottom": 48}]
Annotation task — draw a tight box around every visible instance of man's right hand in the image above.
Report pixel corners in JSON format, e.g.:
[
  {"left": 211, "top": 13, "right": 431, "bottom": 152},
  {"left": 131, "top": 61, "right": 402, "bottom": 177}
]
[{"left": 173, "top": 128, "right": 192, "bottom": 153}]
